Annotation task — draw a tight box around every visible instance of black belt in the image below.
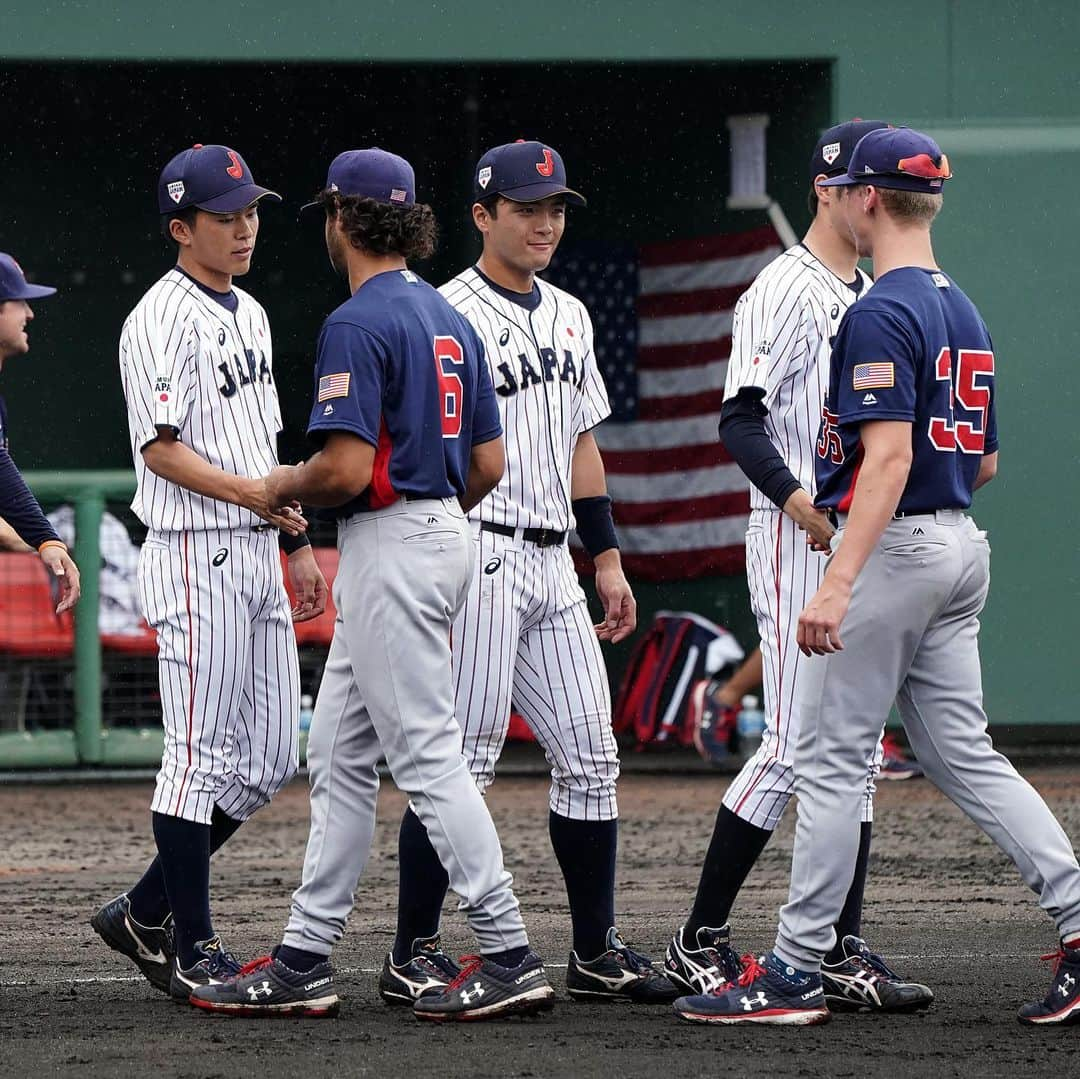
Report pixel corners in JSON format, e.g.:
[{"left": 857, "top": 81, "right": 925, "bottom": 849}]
[
  {"left": 480, "top": 521, "right": 566, "bottom": 547},
  {"left": 828, "top": 508, "right": 947, "bottom": 526}
]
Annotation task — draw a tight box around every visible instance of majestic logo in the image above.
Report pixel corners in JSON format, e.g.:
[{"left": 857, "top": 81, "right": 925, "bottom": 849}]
[
  {"left": 212, "top": 548, "right": 228, "bottom": 567},
  {"left": 535, "top": 149, "right": 555, "bottom": 177},
  {"left": 740, "top": 991, "right": 768, "bottom": 1011},
  {"left": 822, "top": 141, "right": 841, "bottom": 166},
  {"left": 459, "top": 981, "right": 485, "bottom": 1005},
  {"left": 477, "top": 166, "right": 492, "bottom": 190},
  {"left": 484, "top": 557, "right": 501, "bottom": 575},
  {"left": 862, "top": 393, "right": 877, "bottom": 405},
  {"left": 912, "top": 527, "right": 925, "bottom": 536},
  {"left": 167, "top": 181, "right": 185, "bottom": 204},
  {"left": 247, "top": 981, "right": 273, "bottom": 1000},
  {"left": 427, "top": 516, "right": 438, "bottom": 525},
  {"left": 498, "top": 328, "right": 511, "bottom": 347},
  {"left": 323, "top": 403, "right": 334, "bottom": 415},
  {"left": 225, "top": 150, "right": 245, "bottom": 180}
]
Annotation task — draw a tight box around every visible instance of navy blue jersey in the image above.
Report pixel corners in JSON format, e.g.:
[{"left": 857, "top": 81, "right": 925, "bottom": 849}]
[
  {"left": 815, "top": 268, "right": 997, "bottom": 513},
  {"left": 307, "top": 268, "right": 502, "bottom": 516}
]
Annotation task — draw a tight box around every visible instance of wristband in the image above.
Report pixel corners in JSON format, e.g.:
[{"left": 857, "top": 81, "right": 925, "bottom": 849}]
[
  {"left": 280, "top": 530, "right": 312, "bottom": 556},
  {"left": 37, "top": 540, "right": 67, "bottom": 555},
  {"left": 572, "top": 495, "right": 619, "bottom": 558}
]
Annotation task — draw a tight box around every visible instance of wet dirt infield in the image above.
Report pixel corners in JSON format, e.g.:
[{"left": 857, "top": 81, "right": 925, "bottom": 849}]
[{"left": 2, "top": 763, "right": 1078, "bottom": 1078}]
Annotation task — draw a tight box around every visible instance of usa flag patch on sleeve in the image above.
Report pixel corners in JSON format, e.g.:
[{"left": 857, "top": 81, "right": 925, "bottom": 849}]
[
  {"left": 852, "top": 362, "right": 895, "bottom": 390},
  {"left": 318, "top": 372, "right": 351, "bottom": 401}
]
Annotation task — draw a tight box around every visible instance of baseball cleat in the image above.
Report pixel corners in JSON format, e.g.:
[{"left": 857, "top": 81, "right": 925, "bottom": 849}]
[
  {"left": 566, "top": 927, "right": 680, "bottom": 1003},
  {"left": 1017, "top": 944, "right": 1080, "bottom": 1025},
  {"left": 674, "top": 951, "right": 830, "bottom": 1026},
  {"left": 664, "top": 923, "right": 744, "bottom": 995},
  {"left": 189, "top": 954, "right": 340, "bottom": 1018},
  {"left": 821, "top": 935, "right": 934, "bottom": 1012},
  {"left": 169, "top": 934, "right": 243, "bottom": 1002},
  {"left": 90, "top": 893, "right": 175, "bottom": 995},
  {"left": 878, "top": 734, "right": 923, "bottom": 781},
  {"left": 413, "top": 951, "right": 555, "bottom": 1022},
  {"left": 379, "top": 934, "right": 461, "bottom": 1005}
]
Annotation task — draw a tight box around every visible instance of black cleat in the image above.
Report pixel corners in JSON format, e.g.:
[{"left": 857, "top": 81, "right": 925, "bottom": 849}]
[
  {"left": 190, "top": 954, "right": 339, "bottom": 1018},
  {"left": 91, "top": 893, "right": 174, "bottom": 995},
  {"left": 379, "top": 934, "right": 461, "bottom": 1005},
  {"left": 169, "top": 935, "right": 242, "bottom": 1003},
  {"left": 821, "top": 935, "right": 934, "bottom": 1012},
  {"left": 1018, "top": 944, "right": 1080, "bottom": 1025},
  {"left": 664, "top": 924, "right": 744, "bottom": 995},
  {"left": 567, "top": 927, "right": 680, "bottom": 1003},
  {"left": 413, "top": 951, "right": 555, "bottom": 1022}
]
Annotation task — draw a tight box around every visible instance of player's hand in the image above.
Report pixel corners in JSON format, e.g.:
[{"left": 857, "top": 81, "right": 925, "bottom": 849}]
[
  {"left": 243, "top": 470, "right": 307, "bottom": 535},
  {"left": 287, "top": 546, "right": 328, "bottom": 624},
  {"left": 40, "top": 546, "right": 81, "bottom": 614},
  {"left": 796, "top": 574, "right": 852, "bottom": 656},
  {"left": 593, "top": 552, "right": 637, "bottom": 644},
  {"left": 783, "top": 488, "right": 835, "bottom": 552}
]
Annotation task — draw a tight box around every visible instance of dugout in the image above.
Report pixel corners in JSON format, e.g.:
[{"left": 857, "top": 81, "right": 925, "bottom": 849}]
[{"left": 1, "top": 1, "right": 1079, "bottom": 758}]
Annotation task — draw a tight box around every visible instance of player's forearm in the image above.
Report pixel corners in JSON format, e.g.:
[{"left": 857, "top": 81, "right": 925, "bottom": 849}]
[
  {"left": 827, "top": 449, "right": 911, "bottom": 587},
  {"left": 570, "top": 431, "right": 608, "bottom": 498},
  {"left": 974, "top": 451, "right": 998, "bottom": 490},
  {"left": 142, "top": 438, "right": 256, "bottom": 507},
  {"left": 276, "top": 453, "right": 371, "bottom": 508}
]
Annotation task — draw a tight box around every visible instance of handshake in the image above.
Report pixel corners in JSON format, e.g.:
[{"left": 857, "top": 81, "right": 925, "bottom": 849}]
[{"left": 240, "top": 463, "right": 309, "bottom": 536}]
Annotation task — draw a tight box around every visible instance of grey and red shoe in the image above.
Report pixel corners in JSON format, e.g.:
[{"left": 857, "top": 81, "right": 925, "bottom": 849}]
[
  {"left": 1018, "top": 943, "right": 1080, "bottom": 1025},
  {"left": 413, "top": 951, "right": 555, "bottom": 1022},
  {"left": 189, "top": 954, "right": 339, "bottom": 1018}
]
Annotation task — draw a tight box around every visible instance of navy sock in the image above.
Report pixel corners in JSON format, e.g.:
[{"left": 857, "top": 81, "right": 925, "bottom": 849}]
[
  {"left": 274, "top": 944, "right": 327, "bottom": 973},
  {"left": 129, "top": 806, "right": 242, "bottom": 927},
  {"left": 548, "top": 811, "right": 617, "bottom": 961},
  {"left": 151, "top": 811, "right": 213, "bottom": 968},
  {"left": 685, "top": 805, "right": 772, "bottom": 939},
  {"left": 485, "top": 945, "right": 530, "bottom": 969},
  {"left": 392, "top": 806, "right": 450, "bottom": 966},
  {"left": 826, "top": 821, "right": 873, "bottom": 963}
]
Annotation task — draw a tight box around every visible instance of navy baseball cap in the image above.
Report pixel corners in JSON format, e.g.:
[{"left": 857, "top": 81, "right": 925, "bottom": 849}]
[
  {"left": 809, "top": 119, "right": 890, "bottom": 182},
  {"left": 303, "top": 148, "right": 416, "bottom": 211},
  {"left": 157, "top": 144, "right": 281, "bottom": 215},
  {"left": 472, "top": 141, "right": 586, "bottom": 207},
  {"left": 0, "top": 253, "right": 56, "bottom": 302},
  {"left": 821, "top": 128, "right": 953, "bottom": 193}
]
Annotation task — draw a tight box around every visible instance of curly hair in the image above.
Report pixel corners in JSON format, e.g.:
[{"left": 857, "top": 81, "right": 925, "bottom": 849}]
[{"left": 317, "top": 190, "right": 438, "bottom": 260}]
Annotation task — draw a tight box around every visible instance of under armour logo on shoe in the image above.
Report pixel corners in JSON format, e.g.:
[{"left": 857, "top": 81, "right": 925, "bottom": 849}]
[
  {"left": 740, "top": 991, "right": 768, "bottom": 1011},
  {"left": 247, "top": 981, "right": 274, "bottom": 1000},
  {"left": 459, "top": 981, "right": 485, "bottom": 1004},
  {"left": 1059, "top": 973, "right": 1076, "bottom": 996}
]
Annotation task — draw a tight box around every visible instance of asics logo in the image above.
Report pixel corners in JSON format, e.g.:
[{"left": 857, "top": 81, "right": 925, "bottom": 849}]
[{"left": 124, "top": 915, "right": 166, "bottom": 965}]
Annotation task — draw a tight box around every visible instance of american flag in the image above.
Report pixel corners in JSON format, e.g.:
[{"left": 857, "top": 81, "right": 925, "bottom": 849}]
[
  {"left": 318, "top": 372, "right": 352, "bottom": 402},
  {"left": 546, "top": 226, "right": 783, "bottom": 582}
]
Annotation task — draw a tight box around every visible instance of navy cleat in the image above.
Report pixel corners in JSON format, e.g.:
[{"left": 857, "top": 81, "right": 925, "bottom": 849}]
[
  {"left": 379, "top": 935, "right": 461, "bottom": 1005},
  {"left": 169, "top": 934, "right": 242, "bottom": 1002},
  {"left": 674, "top": 951, "right": 831, "bottom": 1026},
  {"left": 664, "top": 924, "right": 744, "bottom": 995},
  {"left": 413, "top": 951, "right": 555, "bottom": 1022},
  {"left": 1018, "top": 944, "right": 1080, "bottom": 1025},
  {"left": 822, "top": 935, "right": 934, "bottom": 1012},
  {"left": 90, "top": 893, "right": 175, "bottom": 995},
  {"left": 566, "top": 927, "right": 680, "bottom": 1003},
  {"left": 190, "top": 954, "right": 339, "bottom": 1017}
]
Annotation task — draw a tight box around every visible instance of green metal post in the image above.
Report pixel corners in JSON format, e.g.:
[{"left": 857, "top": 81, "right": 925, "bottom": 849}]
[{"left": 73, "top": 492, "right": 105, "bottom": 764}]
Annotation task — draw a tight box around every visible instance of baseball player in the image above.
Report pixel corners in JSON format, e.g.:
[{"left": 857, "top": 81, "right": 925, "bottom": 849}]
[
  {"left": 91, "top": 144, "right": 327, "bottom": 1001},
  {"left": 189, "top": 148, "right": 555, "bottom": 1022},
  {"left": 673, "top": 126, "right": 1080, "bottom": 1027},
  {"left": 382, "top": 140, "right": 676, "bottom": 1005},
  {"left": 665, "top": 121, "right": 932, "bottom": 1013},
  {"left": 0, "top": 254, "right": 80, "bottom": 600}
]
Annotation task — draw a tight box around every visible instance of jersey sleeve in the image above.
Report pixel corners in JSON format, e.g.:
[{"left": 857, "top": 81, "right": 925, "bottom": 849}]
[
  {"left": 120, "top": 297, "right": 198, "bottom": 450},
  {"left": 983, "top": 331, "right": 999, "bottom": 455},
  {"left": 306, "top": 320, "right": 386, "bottom": 447},
  {"left": 471, "top": 335, "right": 503, "bottom": 444},
  {"left": 572, "top": 306, "right": 612, "bottom": 437},
  {"left": 724, "top": 275, "right": 810, "bottom": 409},
  {"left": 832, "top": 306, "right": 918, "bottom": 425}
]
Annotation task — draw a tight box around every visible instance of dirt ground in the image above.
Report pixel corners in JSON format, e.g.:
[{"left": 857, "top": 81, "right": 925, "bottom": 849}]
[{"left": 2, "top": 762, "right": 1078, "bottom": 1078}]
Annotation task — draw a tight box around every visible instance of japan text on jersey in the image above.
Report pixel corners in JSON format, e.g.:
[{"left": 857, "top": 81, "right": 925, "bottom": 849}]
[
  {"left": 119, "top": 269, "right": 281, "bottom": 531},
  {"left": 724, "top": 246, "right": 870, "bottom": 509},
  {"left": 306, "top": 269, "right": 502, "bottom": 516},
  {"left": 439, "top": 267, "right": 611, "bottom": 533},
  {"left": 814, "top": 268, "right": 997, "bottom": 513}
]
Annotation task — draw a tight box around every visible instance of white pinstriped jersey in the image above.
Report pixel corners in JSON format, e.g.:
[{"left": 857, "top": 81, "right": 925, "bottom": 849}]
[
  {"left": 724, "top": 245, "right": 871, "bottom": 512},
  {"left": 439, "top": 268, "right": 611, "bottom": 532},
  {"left": 120, "top": 269, "right": 282, "bottom": 531}
]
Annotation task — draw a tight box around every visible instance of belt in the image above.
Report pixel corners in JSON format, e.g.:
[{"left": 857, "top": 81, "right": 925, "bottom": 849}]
[
  {"left": 829, "top": 508, "right": 962, "bottom": 526},
  {"left": 252, "top": 522, "right": 276, "bottom": 533},
  {"left": 480, "top": 521, "right": 567, "bottom": 548}
]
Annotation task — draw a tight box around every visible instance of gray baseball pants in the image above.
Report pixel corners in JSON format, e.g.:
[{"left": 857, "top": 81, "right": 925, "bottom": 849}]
[
  {"left": 775, "top": 510, "right": 1080, "bottom": 971},
  {"left": 282, "top": 497, "right": 529, "bottom": 957}
]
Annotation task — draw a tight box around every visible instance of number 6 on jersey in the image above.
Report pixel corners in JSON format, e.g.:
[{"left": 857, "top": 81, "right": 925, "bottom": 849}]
[{"left": 434, "top": 335, "right": 464, "bottom": 439}]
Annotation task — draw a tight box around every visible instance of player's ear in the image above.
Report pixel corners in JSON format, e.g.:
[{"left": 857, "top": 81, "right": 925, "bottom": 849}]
[
  {"left": 169, "top": 216, "right": 194, "bottom": 247},
  {"left": 812, "top": 174, "right": 832, "bottom": 209},
  {"left": 471, "top": 202, "right": 490, "bottom": 235}
]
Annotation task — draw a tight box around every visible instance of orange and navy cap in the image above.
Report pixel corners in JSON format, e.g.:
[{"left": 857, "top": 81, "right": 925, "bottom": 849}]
[{"left": 820, "top": 127, "right": 952, "bottom": 193}]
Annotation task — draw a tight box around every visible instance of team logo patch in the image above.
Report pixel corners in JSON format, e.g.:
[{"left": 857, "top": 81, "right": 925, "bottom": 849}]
[
  {"left": 535, "top": 149, "right": 555, "bottom": 177},
  {"left": 390, "top": 188, "right": 407, "bottom": 203},
  {"left": 822, "top": 141, "right": 841, "bottom": 166},
  {"left": 318, "top": 372, "right": 351, "bottom": 401},
  {"left": 225, "top": 150, "right": 245, "bottom": 180},
  {"left": 853, "top": 362, "right": 895, "bottom": 390},
  {"left": 167, "top": 181, "right": 185, "bottom": 204},
  {"left": 478, "top": 166, "right": 492, "bottom": 190},
  {"left": 932, "top": 272, "right": 950, "bottom": 288}
]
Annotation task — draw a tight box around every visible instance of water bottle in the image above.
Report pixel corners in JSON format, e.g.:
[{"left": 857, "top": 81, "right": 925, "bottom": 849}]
[
  {"left": 299, "top": 693, "right": 314, "bottom": 732},
  {"left": 736, "top": 694, "right": 766, "bottom": 758}
]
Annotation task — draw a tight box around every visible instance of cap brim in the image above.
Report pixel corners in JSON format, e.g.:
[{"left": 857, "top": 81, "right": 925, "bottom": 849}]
[
  {"left": 193, "top": 185, "right": 282, "bottom": 213},
  {"left": 821, "top": 172, "right": 946, "bottom": 193},
  {"left": 819, "top": 174, "right": 859, "bottom": 187},
  {"left": 486, "top": 183, "right": 587, "bottom": 208},
  {"left": 3, "top": 283, "right": 58, "bottom": 300}
]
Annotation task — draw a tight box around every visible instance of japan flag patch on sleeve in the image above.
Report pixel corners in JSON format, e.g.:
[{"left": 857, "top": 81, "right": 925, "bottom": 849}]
[
  {"left": 318, "top": 372, "right": 352, "bottom": 401},
  {"left": 852, "top": 362, "right": 895, "bottom": 390}
]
